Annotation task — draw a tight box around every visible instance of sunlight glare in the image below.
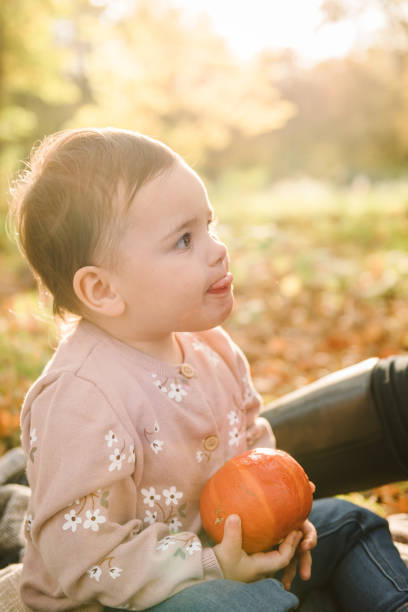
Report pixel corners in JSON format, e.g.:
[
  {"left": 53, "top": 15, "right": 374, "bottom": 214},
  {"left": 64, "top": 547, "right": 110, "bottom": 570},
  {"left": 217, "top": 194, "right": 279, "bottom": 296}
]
[{"left": 171, "top": 0, "right": 385, "bottom": 63}]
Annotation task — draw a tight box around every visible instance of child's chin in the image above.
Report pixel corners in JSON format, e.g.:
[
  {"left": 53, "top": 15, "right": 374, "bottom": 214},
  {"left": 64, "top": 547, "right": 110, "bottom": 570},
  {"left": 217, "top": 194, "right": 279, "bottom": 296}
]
[
  {"left": 179, "top": 297, "right": 234, "bottom": 332},
  {"left": 222, "top": 298, "right": 234, "bottom": 320},
  {"left": 209, "top": 297, "right": 235, "bottom": 327}
]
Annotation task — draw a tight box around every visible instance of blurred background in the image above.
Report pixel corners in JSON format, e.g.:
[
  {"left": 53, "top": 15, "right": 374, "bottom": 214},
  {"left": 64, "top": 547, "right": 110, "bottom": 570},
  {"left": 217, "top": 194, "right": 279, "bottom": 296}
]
[{"left": 1, "top": 0, "right": 408, "bottom": 512}]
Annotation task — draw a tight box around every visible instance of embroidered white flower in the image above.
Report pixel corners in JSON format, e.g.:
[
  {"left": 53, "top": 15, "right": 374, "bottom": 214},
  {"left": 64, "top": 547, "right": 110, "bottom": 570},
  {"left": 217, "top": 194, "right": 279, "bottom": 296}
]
[
  {"left": 88, "top": 566, "right": 102, "bottom": 582},
  {"left": 128, "top": 444, "right": 136, "bottom": 463},
  {"left": 168, "top": 517, "right": 182, "bottom": 533},
  {"left": 156, "top": 535, "right": 176, "bottom": 551},
  {"left": 196, "top": 450, "right": 205, "bottom": 463},
  {"left": 227, "top": 410, "right": 239, "bottom": 426},
  {"left": 144, "top": 510, "right": 158, "bottom": 525},
  {"left": 29, "top": 428, "right": 37, "bottom": 445},
  {"left": 163, "top": 486, "right": 183, "bottom": 506},
  {"left": 151, "top": 440, "right": 164, "bottom": 454},
  {"left": 192, "top": 339, "right": 205, "bottom": 351},
  {"left": 109, "top": 448, "right": 126, "bottom": 471},
  {"left": 109, "top": 566, "right": 123, "bottom": 580},
  {"left": 141, "top": 487, "right": 161, "bottom": 508},
  {"left": 208, "top": 351, "right": 220, "bottom": 366},
  {"left": 185, "top": 540, "right": 202, "bottom": 555},
  {"left": 168, "top": 382, "right": 187, "bottom": 403},
  {"left": 105, "top": 430, "right": 118, "bottom": 448},
  {"left": 25, "top": 514, "right": 33, "bottom": 533},
  {"left": 229, "top": 427, "right": 240, "bottom": 446},
  {"left": 192, "top": 340, "right": 219, "bottom": 365},
  {"left": 152, "top": 374, "right": 167, "bottom": 393},
  {"left": 63, "top": 509, "right": 82, "bottom": 532},
  {"left": 242, "top": 375, "right": 256, "bottom": 404},
  {"left": 83, "top": 508, "right": 106, "bottom": 532}
]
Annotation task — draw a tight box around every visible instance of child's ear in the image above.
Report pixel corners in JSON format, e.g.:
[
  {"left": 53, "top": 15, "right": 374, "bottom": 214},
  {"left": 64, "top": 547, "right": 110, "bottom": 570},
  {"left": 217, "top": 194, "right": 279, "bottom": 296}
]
[{"left": 73, "top": 266, "right": 125, "bottom": 317}]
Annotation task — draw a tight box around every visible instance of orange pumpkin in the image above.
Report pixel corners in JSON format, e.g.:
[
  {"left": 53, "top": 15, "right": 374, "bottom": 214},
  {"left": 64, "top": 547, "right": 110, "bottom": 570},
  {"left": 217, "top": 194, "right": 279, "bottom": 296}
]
[{"left": 200, "top": 448, "right": 314, "bottom": 553}]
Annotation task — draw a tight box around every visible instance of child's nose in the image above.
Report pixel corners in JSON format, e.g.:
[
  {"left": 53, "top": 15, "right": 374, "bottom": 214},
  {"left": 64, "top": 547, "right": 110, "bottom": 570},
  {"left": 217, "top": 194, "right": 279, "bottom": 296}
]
[{"left": 209, "top": 235, "right": 228, "bottom": 266}]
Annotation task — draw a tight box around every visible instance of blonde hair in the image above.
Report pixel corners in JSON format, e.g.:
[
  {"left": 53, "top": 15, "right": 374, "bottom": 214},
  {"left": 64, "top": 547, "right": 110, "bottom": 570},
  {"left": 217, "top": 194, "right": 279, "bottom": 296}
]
[{"left": 10, "top": 127, "right": 176, "bottom": 318}]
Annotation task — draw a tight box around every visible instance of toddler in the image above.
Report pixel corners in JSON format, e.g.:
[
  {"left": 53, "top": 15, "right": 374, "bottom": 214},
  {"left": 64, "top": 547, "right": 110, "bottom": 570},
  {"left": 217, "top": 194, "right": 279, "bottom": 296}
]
[{"left": 10, "top": 128, "right": 408, "bottom": 612}]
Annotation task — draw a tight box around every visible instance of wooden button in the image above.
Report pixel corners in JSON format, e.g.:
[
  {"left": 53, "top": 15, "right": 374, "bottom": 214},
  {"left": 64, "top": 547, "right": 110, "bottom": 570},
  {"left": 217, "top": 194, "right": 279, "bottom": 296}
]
[
  {"left": 180, "top": 363, "right": 194, "bottom": 378},
  {"left": 204, "top": 435, "right": 219, "bottom": 451}
]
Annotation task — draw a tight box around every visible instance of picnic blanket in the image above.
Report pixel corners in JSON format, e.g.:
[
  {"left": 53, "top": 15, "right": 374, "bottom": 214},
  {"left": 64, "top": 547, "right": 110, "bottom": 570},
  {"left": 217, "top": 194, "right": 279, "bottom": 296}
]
[{"left": 0, "top": 447, "right": 406, "bottom": 611}]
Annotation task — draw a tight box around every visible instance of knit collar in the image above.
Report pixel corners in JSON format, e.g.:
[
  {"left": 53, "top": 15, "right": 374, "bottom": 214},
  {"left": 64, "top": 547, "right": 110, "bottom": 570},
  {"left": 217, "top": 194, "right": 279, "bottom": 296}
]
[{"left": 76, "top": 319, "right": 195, "bottom": 380}]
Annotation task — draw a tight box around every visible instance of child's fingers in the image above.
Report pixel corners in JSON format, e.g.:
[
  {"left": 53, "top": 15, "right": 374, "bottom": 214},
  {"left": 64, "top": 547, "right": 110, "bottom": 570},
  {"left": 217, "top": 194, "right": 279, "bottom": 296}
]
[
  {"left": 220, "top": 514, "right": 243, "bottom": 559},
  {"left": 300, "top": 520, "right": 318, "bottom": 551},
  {"left": 281, "top": 556, "right": 298, "bottom": 590},
  {"left": 254, "top": 530, "right": 302, "bottom": 575},
  {"left": 298, "top": 549, "right": 312, "bottom": 581},
  {"left": 277, "top": 530, "right": 303, "bottom": 562}
]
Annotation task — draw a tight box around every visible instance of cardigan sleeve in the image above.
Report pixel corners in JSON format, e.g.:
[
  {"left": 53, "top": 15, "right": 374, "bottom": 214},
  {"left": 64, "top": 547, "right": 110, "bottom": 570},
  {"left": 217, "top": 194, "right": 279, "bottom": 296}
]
[{"left": 20, "top": 372, "right": 222, "bottom": 611}]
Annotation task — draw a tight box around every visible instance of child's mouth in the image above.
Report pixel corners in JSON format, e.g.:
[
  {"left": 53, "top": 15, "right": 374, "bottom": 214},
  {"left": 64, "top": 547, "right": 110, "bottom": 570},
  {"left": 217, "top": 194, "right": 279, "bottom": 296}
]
[{"left": 207, "top": 272, "right": 234, "bottom": 294}]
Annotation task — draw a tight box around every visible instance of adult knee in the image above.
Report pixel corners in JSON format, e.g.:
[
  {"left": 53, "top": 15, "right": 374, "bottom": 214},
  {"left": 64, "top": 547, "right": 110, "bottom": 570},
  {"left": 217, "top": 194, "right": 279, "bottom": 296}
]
[
  {"left": 148, "top": 579, "right": 298, "bottom": 612},
  {"left": 311, "top": 497, "right": 388, "bottom": 539}
]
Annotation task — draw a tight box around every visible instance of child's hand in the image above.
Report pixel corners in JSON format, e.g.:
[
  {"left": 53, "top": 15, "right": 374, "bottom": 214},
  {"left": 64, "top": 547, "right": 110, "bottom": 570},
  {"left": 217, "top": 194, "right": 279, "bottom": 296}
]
[
  {"left": 213, "top": 514, "right": 303, "bottom": 583},
  {"left": 298, "top": 519, "right": 317, "bottom": 579},
  {"left": 281, "top": 519, "right": 318, "bottom": 590}
]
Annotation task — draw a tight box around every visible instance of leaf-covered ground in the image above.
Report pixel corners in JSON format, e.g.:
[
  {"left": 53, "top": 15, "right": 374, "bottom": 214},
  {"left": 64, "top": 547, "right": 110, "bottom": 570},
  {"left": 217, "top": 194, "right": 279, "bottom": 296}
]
[{"left": 1, "top": 177, "right": 408, "bottom": 515}]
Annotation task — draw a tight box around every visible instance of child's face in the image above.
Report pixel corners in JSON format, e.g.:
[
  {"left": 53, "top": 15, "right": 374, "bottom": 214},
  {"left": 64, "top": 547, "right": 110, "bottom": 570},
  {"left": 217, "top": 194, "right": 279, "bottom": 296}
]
[{"left": 111, "top": 160, "right": 233, "bottom": 339}]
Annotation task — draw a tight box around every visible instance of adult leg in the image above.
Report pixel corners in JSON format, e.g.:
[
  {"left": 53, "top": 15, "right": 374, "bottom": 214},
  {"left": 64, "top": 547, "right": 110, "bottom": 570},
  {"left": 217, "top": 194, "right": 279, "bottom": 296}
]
[
  {"left": 264, "top": 356, "right": 408, "bottom": 498},
  {"left": 104, "top": 577, "right": 299, "bottom": 612},
  {"left": 292, "top": 498, "right": 408, "bottom": 612}
]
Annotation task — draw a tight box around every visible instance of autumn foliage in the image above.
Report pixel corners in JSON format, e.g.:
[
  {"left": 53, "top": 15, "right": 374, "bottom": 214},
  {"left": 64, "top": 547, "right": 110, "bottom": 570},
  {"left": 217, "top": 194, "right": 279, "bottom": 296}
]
[
  {"left": 1, "top": 0, "right": 408, "bottom": 519},
  {"left": 1, "top": 183, "right": 408, "bottom": 516}
]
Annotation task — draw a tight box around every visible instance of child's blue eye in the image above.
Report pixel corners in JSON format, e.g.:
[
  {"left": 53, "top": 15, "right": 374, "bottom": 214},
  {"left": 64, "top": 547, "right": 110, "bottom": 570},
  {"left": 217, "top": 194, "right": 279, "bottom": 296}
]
[{"left": 175, "top": 233, "right": 191, "bottom": 249}]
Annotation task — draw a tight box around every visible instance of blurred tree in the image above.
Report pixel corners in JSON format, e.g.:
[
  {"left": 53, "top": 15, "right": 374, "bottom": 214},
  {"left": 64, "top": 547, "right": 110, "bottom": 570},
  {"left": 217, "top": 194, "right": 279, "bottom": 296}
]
[
  {"left": 0, "top": 0, "right": 98, "bottom": 195},
  {"left": 0, "top": 0, "right": 294, "bottom": 185},
  {"left": 1, "top": 0, "right": 408, "bottom": 193},
  {"left": 66, "top": 0, "right": 294, "bottom": 177},
  {"left": 250, "top": 0, "right": 408, "bottom": 181},
  {"left": 259, "top": 51, "right": 408, "bottom": 181}
]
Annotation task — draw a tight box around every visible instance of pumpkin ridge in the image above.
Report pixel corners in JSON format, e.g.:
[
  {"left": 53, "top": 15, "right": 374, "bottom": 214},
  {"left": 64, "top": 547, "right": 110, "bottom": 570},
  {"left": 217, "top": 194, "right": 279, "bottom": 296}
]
[
  {"left": 232, "top": 461, "right": 278, "bottom": 551},
  {"left": 200, "top": 448, "right": 313, "bottom": 553}
]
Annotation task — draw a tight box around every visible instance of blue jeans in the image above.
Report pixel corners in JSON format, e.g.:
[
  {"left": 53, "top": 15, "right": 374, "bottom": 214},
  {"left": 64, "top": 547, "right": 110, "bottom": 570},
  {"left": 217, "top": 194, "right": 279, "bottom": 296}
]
[{"left": 105, "top": 498, "right": 408, "bottom": 612}]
